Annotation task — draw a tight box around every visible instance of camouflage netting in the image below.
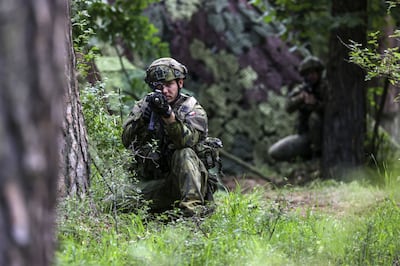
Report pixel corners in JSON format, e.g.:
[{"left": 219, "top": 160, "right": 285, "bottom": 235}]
[{"left": 144, "top": 0, "right": 304, "bottom": 176}]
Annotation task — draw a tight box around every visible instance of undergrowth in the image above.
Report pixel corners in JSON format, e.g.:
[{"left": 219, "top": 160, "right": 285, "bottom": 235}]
[
  {"left": 56, "top": 82, "right": 400, "bottom": 266},
  {"left": 56, "top": 181, "right": 400, "bottom": 266}
]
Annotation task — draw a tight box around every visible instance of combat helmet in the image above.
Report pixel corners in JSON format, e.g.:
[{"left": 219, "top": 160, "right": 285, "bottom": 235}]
[
  {"left": 299, "top": 56, "right": 324, "bottom": 75},
  {"left": 145, "top": 57, "right": 188, "bottom": 85}
]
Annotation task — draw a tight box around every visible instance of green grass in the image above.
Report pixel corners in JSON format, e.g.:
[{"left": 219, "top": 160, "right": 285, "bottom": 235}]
[{"left": 56, "top": 176, "right": 400, "bottom": 266}]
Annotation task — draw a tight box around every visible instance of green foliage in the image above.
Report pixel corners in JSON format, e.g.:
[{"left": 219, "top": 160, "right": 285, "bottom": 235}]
[
  {"left": 253, "top": 0, "right": 331, "bottom": 57},
  {"left": 57, "top": 179, "right": 400, "bottom": 265},
  {"left": 95, "top": 55, "right": 148, "bottom": 113},
  {"left": 249, "top": 0, "right": 276, "bottom": 23},
  {"left": 71, "top": 0, "right": 170, "bottom": 116},
  {"left": 165, "top": 0, "right": 201, "bottom": 21},
  {"left": 347, "top": 2, "right": 400, "bottom": 164},
  {"left": 204, "top": 1, "right": 284, "bottom": 55},
  {"left": 364, "top": 113, "right": 400, "bottom": 167},
  {"left": 73, "top": 0, "right": 168, "bottom": 59},
  {"left": 71, "top": 0, "right": 100, "bottom": 75},
  {"left": 81, "top": 82, "right": 125, "bottom": 156},
  {"left": 349, "top": 30, "right": 400, "bottom": 87},
  {"left": 253, "top": 0, "right": 396, "bottom": 59},
  {"left": 71, "top": 0, "right": 169, "bottom": 80},
  {"left": 56, "top": 197, "right": 149, "bottom": 266},
  {"left": 341, "top": 199, "right": 400, "bottom": 265},
  {"left": 388, "top": 1, "right": 400, "bottom": 12},
  {"left": 80, "top": 82, "right": 146, "bottom": 213}
]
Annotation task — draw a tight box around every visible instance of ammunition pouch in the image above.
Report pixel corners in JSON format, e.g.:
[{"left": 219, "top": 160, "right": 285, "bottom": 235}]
[
  {"left": 196, "top": 137, "right": 226, "bottom": 199},
  {"left": 196, "top": 137, "right": 223, "bottom": 169}
]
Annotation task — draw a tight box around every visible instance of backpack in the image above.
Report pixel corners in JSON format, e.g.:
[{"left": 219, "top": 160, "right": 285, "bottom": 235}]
[{"left": 196, "top": 137, "right": 226, "bottom": 200}]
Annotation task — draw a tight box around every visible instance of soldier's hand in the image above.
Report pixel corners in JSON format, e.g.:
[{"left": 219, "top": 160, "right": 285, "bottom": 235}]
[
  {"left": 294, "top": 90, "right": 308, "bottom": 103},
  {"left": 147, "top": 92, "right": 172, "bottom": 118},
  {"left": 142, "top": 105, "right": 152, "bottom": 122},
  {"left": 303, "top": 92, "right": 316, "bottom": 105}
]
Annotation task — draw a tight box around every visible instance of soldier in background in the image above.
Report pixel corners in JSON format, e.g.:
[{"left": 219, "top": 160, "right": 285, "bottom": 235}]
[
  {"left": 122, "top": 57, "right": 218, "bottom": 216},
  {"left": 268, "top": 56, "right": 326, "bottom": 162}
]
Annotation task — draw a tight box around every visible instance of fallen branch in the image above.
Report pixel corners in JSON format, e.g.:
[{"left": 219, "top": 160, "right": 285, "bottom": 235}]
[{"left": 219, "top": 149, "right": 282, "bottom": 186}]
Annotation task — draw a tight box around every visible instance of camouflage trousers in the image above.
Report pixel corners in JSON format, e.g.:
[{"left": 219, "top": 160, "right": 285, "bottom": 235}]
[
  {"left": 268, "top": 112, "right": 322, "bottom": 162},
  {"left": 138, "top": 147, "right": 208, "bottom": 213}
]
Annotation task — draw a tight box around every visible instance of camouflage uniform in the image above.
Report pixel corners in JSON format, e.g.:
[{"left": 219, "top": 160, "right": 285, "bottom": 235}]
[
  {"left": 268, "top": 56, "right": 326, "bottom": 161},
  {"left": 122, "top": 58, "right": 211, "bottom": 215}
]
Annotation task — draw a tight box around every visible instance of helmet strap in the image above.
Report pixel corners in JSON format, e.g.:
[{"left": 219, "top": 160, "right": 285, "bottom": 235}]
[{"left": 176, "top": 79, "right": 182, "bottom": 90}]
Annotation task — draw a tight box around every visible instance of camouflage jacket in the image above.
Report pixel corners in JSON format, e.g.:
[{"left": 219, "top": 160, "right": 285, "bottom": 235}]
[
  {"left": 122, "top": 93, "right": 208, "bottom": 179},
  {"left": 285, "top": 80, "right": 326, "bottom": 134}
]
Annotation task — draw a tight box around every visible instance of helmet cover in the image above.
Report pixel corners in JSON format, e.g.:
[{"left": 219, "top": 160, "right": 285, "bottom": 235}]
[
  {"left": 145, "top": 57, "right": 187, "bottom": 85},
  {"left": 299, "top": 56, "right": 324, "bottom": 75}
]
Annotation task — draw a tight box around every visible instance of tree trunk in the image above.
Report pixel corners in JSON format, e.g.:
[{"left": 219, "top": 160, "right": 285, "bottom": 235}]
[
  {"left": 0, "top": 0, "right": 66, "bottom": 265},
  {"left": 58, "top": 0, "right": 90, "bottom": 197},
  {"left": 380, "top": 15, "right": 400, "bottom": 145},
  {"left": 323, "top": 0, "right": 367, "bottom": 178}
]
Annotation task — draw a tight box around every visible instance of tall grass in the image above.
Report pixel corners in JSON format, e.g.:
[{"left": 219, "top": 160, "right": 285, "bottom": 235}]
[{"left": 56, "top": 180, "right": 400, "bottom": 266}]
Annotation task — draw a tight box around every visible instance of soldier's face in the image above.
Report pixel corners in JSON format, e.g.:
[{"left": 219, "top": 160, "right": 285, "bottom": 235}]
[
  {"left": 159, "top": 79, "right": 183, "bottom": 103},
  {"left": 304, "top": 70, "right": 320, "bottom": 85}
]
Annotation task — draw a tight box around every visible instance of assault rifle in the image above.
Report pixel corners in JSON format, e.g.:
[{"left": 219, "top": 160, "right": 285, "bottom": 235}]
[
  {"left": 301, "top": 82, "right": 313, "bottom": 93},
  {"left": 148, "top": 89, "right": 163, "bottom": 131}
]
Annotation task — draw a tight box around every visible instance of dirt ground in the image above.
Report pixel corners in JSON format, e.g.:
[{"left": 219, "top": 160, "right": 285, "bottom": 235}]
[{"left": 221, "top": 175, "right": 387, "bottom": 216}]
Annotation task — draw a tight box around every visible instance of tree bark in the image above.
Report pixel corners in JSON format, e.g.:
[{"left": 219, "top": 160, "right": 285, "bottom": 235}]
[
  {"left": 0, "top": 0, "right": 66, "bottom": 265},
  {"left": 58, "top": 0, "right": 90, "bottom": 197},
  {"left": 323, "top": 0, "right": 367, "bottom": 178}
]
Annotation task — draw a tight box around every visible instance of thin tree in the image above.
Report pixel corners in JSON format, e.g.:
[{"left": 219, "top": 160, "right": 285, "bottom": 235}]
[
  {"left": 323, "top": 0, "right": 367, "bottom": 178},
  {"left": 0, "top": 0, "right": 66, "bottom": 265}
]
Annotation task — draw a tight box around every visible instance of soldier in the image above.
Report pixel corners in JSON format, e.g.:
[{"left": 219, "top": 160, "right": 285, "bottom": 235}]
[
  {"left": 268, "top": 56, "right": 326, "bottom": 162},
  {"left": 122, "top": 57, "right": 215, "bottom": 216}
]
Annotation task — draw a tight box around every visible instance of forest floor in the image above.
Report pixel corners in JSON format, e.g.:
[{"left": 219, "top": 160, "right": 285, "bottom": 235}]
[{"left": 222, "top": 175, "right": 388, "bottom": 217}]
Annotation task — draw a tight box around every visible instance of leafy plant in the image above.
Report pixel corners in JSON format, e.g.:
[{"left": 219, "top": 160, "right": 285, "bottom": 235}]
[
  {"left": 348, "top": 2, "right": 400, "bottom": 94},
  {"left": 73, "top": 0, "right": 168, "bottom": 60},
  {"left": 80, "top": 81, "right": 147, "bottom": 213},
  {"left": 349, "top": 30, "right": 400, "bottom": 87},
  {"left": 347, "top": 2, "right": 400, "bottom": 165},
  {"left": 71, "top": 0, "right": 169, "bottom": 85},
  {"left": 71, "top": 0, "right": 100, "bottom": 75}
]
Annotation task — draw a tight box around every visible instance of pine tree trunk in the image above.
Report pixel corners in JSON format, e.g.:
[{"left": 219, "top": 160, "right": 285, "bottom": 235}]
[
  {"left": 0, "top": 0, "right": 66, "bottom": 265},
  {"left": 58, "top": 0, "right": 90, "bottom": 197},
  {"left": 323, "top": 0, "right": 367, "bottom": 178}
]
